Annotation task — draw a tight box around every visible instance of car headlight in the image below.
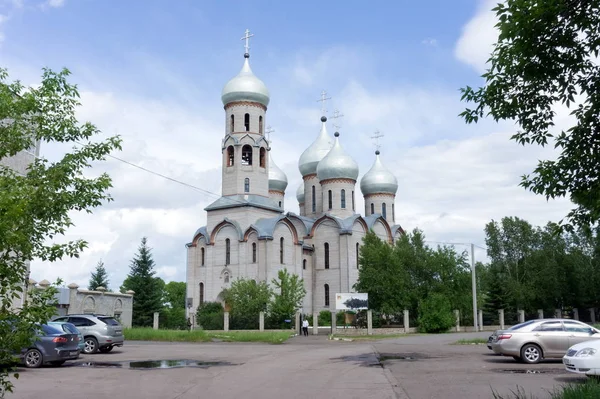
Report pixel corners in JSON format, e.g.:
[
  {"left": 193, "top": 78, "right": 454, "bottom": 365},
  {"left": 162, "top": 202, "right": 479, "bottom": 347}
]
[{"left": 575, "top": 348, "right": 598, "bottom": 357}]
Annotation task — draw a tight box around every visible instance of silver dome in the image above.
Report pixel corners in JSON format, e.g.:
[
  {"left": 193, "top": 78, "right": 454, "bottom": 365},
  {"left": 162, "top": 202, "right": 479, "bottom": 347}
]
[
  {"left": 298, "top": 117, "right": 333, "bottom": 177},
  {"left": 360, "top": 151, "right": 398, "bottom": 195},
  {"left": 296, "top": 183, "right": 305, "bottom": 203},
  {"left": 316, "top": 132, "right": 359, "bottom": 181},
  {"left": 268, "top": 154, "right": 288, "bottom": 192},
  {"left": 221, "top": 57, "right": 270, "bottom": 107}
]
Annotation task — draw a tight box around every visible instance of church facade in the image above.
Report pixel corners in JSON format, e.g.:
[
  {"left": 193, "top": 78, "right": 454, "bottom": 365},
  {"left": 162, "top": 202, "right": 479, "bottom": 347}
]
[{"left": 185, "top": 33, "right": 404, "bottom": 322}]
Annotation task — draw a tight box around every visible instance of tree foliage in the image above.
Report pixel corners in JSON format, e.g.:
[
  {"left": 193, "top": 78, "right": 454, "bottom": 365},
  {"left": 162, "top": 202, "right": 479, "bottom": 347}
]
[
  {"left": 223, "top": 278, "right": 272, "bottom": 330},
  {"left": 480, "top": 216, "right": 600, "bottom": 316},
  {"left": 355, "top": 230, "right": 472, "bottom": 325},
  {"left": 0, "top": 67, "right": 121, "bottom": 397},
  {"left": 196, "top": 301, "right": 224, "bottom": 330},
  {"left": 459, "top": 0, "right": 600, "bottom": 231},
  {"left": 121, "top": 237, "right": 164, "bottom": 327},
  {"left": 88, "top": 260, "right": 109, "bottom": 291},
  {"left": 417, "top": 293, "right": 455, "bottom": 333},
  {"left": 159, "top": 281, "right": 187, "bottom": 330},
  {"left": 268, "top": 269, "right": 306, "bottom": 328}
]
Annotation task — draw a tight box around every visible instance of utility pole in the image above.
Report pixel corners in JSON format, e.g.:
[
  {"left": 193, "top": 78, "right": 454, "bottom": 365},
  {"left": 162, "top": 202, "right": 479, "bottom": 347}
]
[{"left": 471, "top": 243, "right": 478, "bottom": 332}]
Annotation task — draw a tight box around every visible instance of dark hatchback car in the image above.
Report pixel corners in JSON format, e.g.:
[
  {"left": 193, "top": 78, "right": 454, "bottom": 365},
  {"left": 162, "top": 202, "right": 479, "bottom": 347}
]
[{"left": 20, "top": 324, "right": 80, "bottom": 368}]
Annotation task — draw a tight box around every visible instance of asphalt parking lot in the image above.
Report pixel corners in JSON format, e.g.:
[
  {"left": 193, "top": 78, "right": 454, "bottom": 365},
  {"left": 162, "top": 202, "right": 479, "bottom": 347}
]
[{"left": 8, "top": 332, "right": 588, "bottom": 399}]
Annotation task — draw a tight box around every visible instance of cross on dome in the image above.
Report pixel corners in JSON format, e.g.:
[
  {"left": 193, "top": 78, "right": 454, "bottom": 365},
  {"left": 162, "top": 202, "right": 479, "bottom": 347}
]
[
  {"left": 265, "top": 125, "right": 275, "bottom": 143},
  {"left": 316, "top": 90, "right": 331, "bottom": 115},
  {"left": 371, "top": 130, "right": 384, "bottom": 151},
  {"left": 241, "top": 29, "right": 254, "bottom": 57},
  {"left": 331, "top": 109, "right": 344, "bottom": 130}
]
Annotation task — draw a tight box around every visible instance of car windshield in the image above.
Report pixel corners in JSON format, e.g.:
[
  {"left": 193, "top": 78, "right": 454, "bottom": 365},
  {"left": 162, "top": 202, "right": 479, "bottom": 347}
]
[
  {"left": 507, "top": 320, "right": 536, "bottom": 331},
  {"left": 41, "top": 324, "right": 64, "bottom": 335},
  {"left": 98, "top": 317, "right": 120, "bottom": 326}
]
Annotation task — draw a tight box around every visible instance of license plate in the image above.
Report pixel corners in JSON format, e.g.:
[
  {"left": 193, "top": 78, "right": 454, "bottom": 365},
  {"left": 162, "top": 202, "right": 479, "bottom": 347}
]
[
  {"left": 563, "top": 358, "right": 573, "bottom": 366},
  {"left": 115, "top": 330, "right": 122, "bottom": 335},
  {"left": 70, "top": 351, "right": 79, "bottom": 356}
]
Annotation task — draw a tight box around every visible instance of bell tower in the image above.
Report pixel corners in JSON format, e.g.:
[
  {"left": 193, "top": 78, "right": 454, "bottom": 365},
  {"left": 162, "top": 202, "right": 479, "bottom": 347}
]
[{"left": 220, "top": 29, "right": 271, "bottom": 197}]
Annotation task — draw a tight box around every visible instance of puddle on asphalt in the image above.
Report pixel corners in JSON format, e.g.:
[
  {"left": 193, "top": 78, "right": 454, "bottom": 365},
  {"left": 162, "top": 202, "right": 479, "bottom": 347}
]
[
  {"left": 495, "top": 369, "right": 564, "bottom": 375},
  {"left": 378, "top": 352, "right": 434, "bottom": 362},
  {"left": 72, "top": 359, "right": 237, "bottom": 369},
  {"left": 331, "top": 354, "right": 381, "bottom": 367}
]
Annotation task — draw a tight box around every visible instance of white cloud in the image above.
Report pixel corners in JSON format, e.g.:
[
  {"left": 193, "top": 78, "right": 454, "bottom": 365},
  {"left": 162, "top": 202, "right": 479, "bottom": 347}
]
[
  {"left": 47, "top": 0, "right": 65, "bottom": 7},
  {"left": 455, "top": 0, "right": 500, "bottom": 72}
]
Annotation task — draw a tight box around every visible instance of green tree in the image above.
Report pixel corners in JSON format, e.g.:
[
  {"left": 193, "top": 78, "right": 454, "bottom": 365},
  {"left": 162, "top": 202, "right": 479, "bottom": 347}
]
[
  {"left": 88, "top": 260, "right": 110, "bottom": 291},
  {"left": 459, "top": 0, "right": 600, "bottom": 231},
  {"left": 159, "top": 281, "right": 187, "bottom": 330},
  {"left": 417, "top": 293, "right": 455, "bottom": 333},
  {"left": 121, "top": 237, "right": 164, "bottom": 327},
  {"left": 224, "top": 278, "right": 272, "bottom": 330},
  {"left": 0, "top": 67, "right": 121, "bottom": 396},
  {"left": 196, "top": 301, "right": 224, "bottom": 330},
  {"left": 354, "top": 231, "right": 407, "bottom": 315},
  {"left": 268, "top": 269, "right": 306, "bottom": 328}
]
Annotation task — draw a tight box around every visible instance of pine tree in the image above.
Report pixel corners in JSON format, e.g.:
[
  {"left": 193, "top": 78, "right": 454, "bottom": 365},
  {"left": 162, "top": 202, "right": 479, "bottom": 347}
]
[
  {"left": 121, "top": 237, "right": 164, "bottom": 327},
  {"left": 88, "top": 260, "right": 110, "bottom": 291}
]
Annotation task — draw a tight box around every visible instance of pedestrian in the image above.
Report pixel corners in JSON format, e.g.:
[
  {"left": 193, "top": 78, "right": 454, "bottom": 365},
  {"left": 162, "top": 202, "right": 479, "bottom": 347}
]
[
  {"left": 302, "top": 318, "right": 309, "bottom": 336},
  {"left": 187, "top": 317, "right": 192, "bottom": 332}
]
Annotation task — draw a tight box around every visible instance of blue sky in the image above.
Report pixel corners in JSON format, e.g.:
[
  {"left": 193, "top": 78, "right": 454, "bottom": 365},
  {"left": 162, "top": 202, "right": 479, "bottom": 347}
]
[{"left": 0, "top": 0, "right": 575, "bottom": 289}]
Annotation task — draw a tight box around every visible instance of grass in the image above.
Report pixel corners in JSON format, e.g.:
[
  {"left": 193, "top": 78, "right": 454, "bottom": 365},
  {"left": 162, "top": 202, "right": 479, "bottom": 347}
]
[
  {"left": 123, "top": 328, "right": 293, "bottom": 344},
  {"left": 452, "top": 338, "right": 489, "bottom": 345},
  {"left": 492, "top": 379, "right": 600, "bottom": 399}
]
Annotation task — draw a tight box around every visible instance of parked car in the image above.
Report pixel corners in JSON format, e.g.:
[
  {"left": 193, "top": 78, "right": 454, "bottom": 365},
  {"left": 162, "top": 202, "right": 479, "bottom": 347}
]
[
  {"left": 20, "top": 324, "right": 80, "bottom": 368},
  {"left": 52, "top": 314, "right": 123, "bottom": 354},
  {"left": 563, "top": 339, "right": 600, "bottom": 377},
  {"left": 48, "top": 321, "right": 85, "bottom": 352},
  {"left": 490, "top": 319, "right": 600, "bottom": 364}
]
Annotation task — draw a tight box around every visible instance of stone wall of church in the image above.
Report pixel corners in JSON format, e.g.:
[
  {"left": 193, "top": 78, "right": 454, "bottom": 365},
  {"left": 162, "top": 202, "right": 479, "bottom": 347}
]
[
  {"left": 303, "top": 174, "right": 322, "bottom": 218},
  {"left": 225, "top": 102, "right": 266, "bottom": 135},
  {"left": 320, "top": 179, "right": 357, "bottom": 219},
  {"left": 221, "top": 133, "right": 269, "bottom": 197},
  {"left": 206, "top": 207, "right": 280, "bottom": 233},
  {"left": 364, "top": 193, "right": 396, "bottom": 225}
]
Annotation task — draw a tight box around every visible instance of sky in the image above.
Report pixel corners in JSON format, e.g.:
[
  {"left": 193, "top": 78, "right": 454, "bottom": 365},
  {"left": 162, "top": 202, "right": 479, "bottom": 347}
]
[{"left": 0, "top": 0, "right": 575, "bottom": 290}]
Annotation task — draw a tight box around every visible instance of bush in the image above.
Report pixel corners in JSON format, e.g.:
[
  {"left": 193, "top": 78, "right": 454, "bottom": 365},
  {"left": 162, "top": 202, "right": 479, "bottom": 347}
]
[
  {"left": 318, "top": 310, "right": 332, "bottom": 326},
  {"left": 196, "top": 302, "right": 224, "bottom": 330},
  {"left": 417, "top": 293, "right": 455, "bottom": 333},
  {"left": 159, "top": 307, "right": 187, "bottom": 330}
]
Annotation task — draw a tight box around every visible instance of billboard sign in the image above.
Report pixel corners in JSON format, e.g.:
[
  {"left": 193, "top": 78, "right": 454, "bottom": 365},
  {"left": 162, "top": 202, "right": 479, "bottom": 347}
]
[{"left": 335, "top": 293, "right": 368, "bottom": 310}]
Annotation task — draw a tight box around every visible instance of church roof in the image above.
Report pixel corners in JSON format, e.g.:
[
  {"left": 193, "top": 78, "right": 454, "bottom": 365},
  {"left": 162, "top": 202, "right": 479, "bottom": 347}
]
[
  {"left": 296, "top": 183, "right": 304, "bottom": 203},
  {"left": 221, "top": 56, "right": 270, "bottom": 107},
  {"left": 360, "top": 150, "right": 398, "bottom": 196},
  {"left": 205, "top": 194, "right": 283, "bottom": 212},
  {"left": 316, "top": 132, "right": 359, "bottom": 181},
  {"left": 268, "top": 154, "right": 288, "bottom": 192},
  {"left": 298, "top": 117, "right": 333, "bottom": 177}
]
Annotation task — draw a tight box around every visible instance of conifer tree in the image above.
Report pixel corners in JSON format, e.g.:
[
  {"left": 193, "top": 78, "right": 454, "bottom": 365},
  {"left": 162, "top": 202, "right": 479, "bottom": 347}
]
[
  {"left": 121, "top": 237, "right": 164, "bottom": 327},
  {"left": 88, "top": 260, "right": 110, "bottom": 291}
]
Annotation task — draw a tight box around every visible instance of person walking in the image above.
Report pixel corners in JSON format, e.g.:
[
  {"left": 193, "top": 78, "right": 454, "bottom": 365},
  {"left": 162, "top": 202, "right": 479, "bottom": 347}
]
[{"left": 302, "top": 318, "right": 309, "bottom": 336}]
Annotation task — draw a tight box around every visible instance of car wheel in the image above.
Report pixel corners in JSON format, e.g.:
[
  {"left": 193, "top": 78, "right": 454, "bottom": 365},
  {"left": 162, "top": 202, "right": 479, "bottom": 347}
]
[
  {"left": 49, "top": 360, "right": 66, "bottom": 366},
  {"left": 83, "top": 337, "right": 99, "bottom": 354},
  {"left": 520, "top": 344, "right": 542, "bottom": 364},
  {"left": 99, "top": 346, "right": 113, "bottom": 353},
  {"left": 24, "top": 349, "right": 43, "bottom": 368}
]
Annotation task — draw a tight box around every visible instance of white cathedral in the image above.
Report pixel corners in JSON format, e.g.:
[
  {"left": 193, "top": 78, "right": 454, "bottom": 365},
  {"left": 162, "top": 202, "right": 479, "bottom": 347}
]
[{"left": 185, "top": 32, "right": 404, "bottom": 322}]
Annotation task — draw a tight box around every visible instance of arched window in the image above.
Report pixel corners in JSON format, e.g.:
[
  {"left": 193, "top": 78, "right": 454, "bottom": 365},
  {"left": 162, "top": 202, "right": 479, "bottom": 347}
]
[
  {"left": 341, "top": 189, "right": 346, "bottom": 209},
  {"left": 352, "top": 191, "right": 355, "bottom": 210},
  {"left": 259, "top": 116, "right": 263, "bottom": 134},
  {"left": 324, "top": 284, "right": 330, "bottom": 307},
  {"left": 201, "top": 247, "right": 205, "bottom": 266},
  {"left": 278, "top": 201, "right": 282, "bottom": 208},
  {"left": 280, "top": 237, "right": 284, "bottom": 264},
  {"left": 242, "top": 145, "right": 252, "bottom": 165},
  {"left": 244, "top": 113, "right": 250, "bottom": 131},
  {"left": 244, "top": 178, "right": 250, "bottom": 193},
  {"left": 392, "top": 203, "right": 395, "bottom": 221},
  {"left": 199, "top": 282, "right": 204, "bottom": 305},
  {"left": 328, "top": 190, "right": 332, "bottom": 210},
  {"left": 382, "top": 203, "right": 387, "bottom": 219},
  {"left": 252, "top": 243, "right": 257, "bottom": 263},
  {"left": 259, "top": 148, "right": 266, "bottom": 168},
  {"left": 311, "top": 185, "right": 316, "bottom": 212},
  {"left": 324, "top": 242, "right": 330, "bottom": 269},
  {"left": 370, "top": 203, "right": 374, "bottom": 215},
  {"left": 230, "top": 115, "right": 234, "bottom": 133},
  {"left": 227, "top": 146, "right": 234, "bottom": 166},
  {"left": 356, "top": 243, "right": 359, "bottom": 269},
  {"left": 303, "top": 259, "right": 307, "bottom": 270},
  {"left": 225, "top": 238, "right": 231, "bottom": 265},
  {"left": 224, "top": 272, "right": 230, "bottom": 284}
]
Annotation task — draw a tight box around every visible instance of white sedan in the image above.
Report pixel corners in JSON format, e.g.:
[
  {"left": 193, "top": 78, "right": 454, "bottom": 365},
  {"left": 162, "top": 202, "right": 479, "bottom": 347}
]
[{"left": 563, "top": 338, "right": 600, "bottom": 376}]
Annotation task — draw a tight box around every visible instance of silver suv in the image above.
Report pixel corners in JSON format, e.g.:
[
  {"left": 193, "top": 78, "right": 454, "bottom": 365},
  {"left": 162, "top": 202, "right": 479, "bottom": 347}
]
[{"left": 52, "top": 314, "right": 124, "bottom": 354}]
